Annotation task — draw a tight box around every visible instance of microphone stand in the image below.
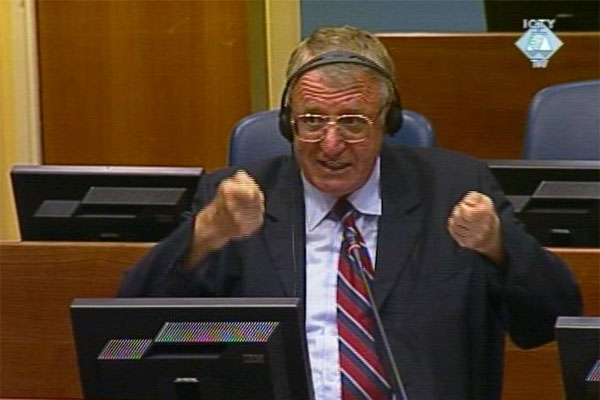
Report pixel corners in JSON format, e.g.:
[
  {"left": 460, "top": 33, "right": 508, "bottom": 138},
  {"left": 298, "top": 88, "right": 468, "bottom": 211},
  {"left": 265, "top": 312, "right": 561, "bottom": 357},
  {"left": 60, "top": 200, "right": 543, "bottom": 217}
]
[{"left": 344, "top": 229, "right": 410, "bottom": 400}]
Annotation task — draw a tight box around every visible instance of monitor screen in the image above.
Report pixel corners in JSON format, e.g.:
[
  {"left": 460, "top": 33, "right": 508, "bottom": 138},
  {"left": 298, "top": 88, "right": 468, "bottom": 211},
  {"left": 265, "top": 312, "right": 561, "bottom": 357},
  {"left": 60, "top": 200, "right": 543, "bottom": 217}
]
[
  {"left": 555, "top": 316, "right": 600, "bottom": 400},
  {"left": 11, "top": 165, "right": 204, "bottom": 242},
  {"left": 70, "top": 298, "right": 314, "bottom": 400},
  {"left": 487, "top": 160, "right": 600, "bottom": 247}
]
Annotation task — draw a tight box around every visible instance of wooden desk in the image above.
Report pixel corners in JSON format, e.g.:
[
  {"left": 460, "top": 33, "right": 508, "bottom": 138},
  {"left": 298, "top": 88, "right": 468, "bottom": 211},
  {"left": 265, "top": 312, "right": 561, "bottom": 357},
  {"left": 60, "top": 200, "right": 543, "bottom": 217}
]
[
  {"left": 502, "top": 248, "right": 599, "bottom": 400},
  {"left": 0, "top": 241, "right": 151, "bottom": 399},
  {"left": 1, "top": 241, "right": 597, "bottom": 399}
]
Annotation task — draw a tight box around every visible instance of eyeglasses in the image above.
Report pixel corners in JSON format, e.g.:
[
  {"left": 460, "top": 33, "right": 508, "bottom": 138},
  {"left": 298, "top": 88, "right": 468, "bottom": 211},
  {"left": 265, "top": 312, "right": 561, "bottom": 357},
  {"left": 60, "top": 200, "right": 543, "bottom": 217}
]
[{"left": 291, "top": 113, "right": 376, "bottom": 143}]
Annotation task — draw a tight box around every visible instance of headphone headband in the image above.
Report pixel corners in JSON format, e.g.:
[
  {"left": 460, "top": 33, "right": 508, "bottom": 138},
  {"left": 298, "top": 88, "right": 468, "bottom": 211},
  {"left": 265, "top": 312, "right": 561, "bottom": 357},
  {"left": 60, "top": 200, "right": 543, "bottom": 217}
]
[{"left": 279, "top": 51, "right": 399, "bottom": 110}]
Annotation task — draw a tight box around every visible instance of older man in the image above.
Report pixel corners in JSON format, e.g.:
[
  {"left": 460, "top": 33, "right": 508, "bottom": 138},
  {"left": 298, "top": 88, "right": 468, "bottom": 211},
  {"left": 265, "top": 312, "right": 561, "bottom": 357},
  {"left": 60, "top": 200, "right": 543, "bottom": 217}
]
[{"left": 119, "top": 26, "right": 581, "bottom": 400}]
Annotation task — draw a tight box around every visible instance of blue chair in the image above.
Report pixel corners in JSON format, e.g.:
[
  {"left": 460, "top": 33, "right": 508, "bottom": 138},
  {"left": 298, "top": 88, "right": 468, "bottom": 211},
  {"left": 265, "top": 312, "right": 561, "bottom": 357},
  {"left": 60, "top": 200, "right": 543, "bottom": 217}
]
[
  {"left": 523, "top": 80, "right": 600, "bottom": 160},
  {"left": 228, "top": 109, "right": 436, "bottom": 165}
]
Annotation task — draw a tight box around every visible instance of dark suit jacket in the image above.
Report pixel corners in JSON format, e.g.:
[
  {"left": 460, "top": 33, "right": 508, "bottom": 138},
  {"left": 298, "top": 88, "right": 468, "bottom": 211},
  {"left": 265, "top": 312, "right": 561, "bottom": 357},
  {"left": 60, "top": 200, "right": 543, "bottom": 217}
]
[{"left": 119, "top": 145, "right": 581, "bottom": 400}]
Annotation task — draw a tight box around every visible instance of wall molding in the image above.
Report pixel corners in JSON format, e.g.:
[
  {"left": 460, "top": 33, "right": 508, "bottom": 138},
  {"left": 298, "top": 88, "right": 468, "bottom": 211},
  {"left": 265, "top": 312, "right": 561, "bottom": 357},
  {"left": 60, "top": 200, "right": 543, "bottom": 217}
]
[
  {"left": 0, "top": 0, "right": 41, "bottom": 240},
  {"left": 265, "top": 0, "right": 300, "bottom": 109}
]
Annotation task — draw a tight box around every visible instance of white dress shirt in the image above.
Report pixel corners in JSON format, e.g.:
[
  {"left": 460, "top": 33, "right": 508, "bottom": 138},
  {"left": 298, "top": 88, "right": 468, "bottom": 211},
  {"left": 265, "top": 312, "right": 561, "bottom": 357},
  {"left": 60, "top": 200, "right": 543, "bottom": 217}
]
[{"left": 303, "top": 158, "right": 382, "bottom": 400}]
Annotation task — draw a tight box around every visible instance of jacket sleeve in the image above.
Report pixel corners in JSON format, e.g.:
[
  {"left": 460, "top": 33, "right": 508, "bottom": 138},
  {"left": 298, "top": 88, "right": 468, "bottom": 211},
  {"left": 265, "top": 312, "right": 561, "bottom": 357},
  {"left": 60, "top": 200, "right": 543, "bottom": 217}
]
[
  {"left": 117, "top": 169, "right": 237, "bottom": 298},
  {"left": 478, "top": 162, "right": 583, "bottom": 349}
]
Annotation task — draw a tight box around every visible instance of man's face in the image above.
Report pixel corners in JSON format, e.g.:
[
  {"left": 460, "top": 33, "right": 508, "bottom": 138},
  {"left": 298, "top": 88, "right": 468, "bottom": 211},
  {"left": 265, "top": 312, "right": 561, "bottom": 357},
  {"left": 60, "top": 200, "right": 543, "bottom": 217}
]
[{"left": 291, "top": 69, "right": 386, "bottom": 197}]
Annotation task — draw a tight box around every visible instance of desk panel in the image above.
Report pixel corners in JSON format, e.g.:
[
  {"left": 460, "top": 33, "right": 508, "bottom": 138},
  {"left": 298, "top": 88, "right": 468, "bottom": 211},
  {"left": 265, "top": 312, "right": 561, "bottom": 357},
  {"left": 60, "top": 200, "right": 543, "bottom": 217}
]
[
  {"left": 0, "top": 242, "right": 597, "bottom": 399},
  {"left": 503, "top": 248, "right": 600, "bottom": 400},
  {"left": 0, "top": 242, "right": 151, "bottom": 398}
]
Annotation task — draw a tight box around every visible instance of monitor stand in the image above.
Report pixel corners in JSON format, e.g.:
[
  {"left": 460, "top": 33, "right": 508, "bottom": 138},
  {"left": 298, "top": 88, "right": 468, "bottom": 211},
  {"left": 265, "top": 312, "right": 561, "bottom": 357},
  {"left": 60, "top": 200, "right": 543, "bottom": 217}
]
[{"left": 174, "top": 377, "right": 201, "bottom": 400}]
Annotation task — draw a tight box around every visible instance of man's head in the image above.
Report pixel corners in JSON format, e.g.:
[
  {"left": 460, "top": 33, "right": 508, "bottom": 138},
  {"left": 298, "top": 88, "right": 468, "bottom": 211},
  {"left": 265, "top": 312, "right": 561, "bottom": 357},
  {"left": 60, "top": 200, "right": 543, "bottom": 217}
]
[
  {"left": 282, "top": 26, "right": 398, "bottom": 197},
  {"left": 286, "top": 26, "right": 396, "bottom": 89}
]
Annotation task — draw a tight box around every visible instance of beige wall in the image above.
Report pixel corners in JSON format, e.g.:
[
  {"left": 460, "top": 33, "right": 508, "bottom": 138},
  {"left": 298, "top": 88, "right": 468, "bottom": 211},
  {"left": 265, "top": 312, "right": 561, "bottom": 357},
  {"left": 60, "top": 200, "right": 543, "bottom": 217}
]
[
  {"left": 265, "top": 0, "right": 300, "bottom": 109},
  {"left": 0, "top": 0, "right": 41, "bottom": 241}
]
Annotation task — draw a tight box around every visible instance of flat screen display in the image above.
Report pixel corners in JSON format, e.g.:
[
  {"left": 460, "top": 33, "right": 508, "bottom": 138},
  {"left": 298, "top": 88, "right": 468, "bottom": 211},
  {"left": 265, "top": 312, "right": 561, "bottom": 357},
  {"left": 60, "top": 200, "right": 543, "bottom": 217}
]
[{"left": 11, "top": 165, "right": 204, "bottom": 242}]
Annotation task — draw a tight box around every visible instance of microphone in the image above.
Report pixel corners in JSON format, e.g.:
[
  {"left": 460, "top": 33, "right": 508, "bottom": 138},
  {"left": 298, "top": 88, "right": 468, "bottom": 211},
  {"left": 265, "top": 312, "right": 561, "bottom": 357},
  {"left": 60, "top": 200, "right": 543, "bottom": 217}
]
[{"left": 344, "top": 228, "right": 409, "bottom": 400}]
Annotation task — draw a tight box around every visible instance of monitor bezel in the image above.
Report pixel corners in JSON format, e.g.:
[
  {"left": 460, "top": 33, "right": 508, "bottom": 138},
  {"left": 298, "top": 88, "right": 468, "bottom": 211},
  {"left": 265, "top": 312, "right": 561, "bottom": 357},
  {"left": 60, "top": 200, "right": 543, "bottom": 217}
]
[
  {"left": 11, "top": 164, "right": 204, "bottom": 242},
  {"left": 70, "top": 297, "right": 314, "bottom": 400},
  {"left": 555, "top": 316, "right": 600, "bottom": 400}
]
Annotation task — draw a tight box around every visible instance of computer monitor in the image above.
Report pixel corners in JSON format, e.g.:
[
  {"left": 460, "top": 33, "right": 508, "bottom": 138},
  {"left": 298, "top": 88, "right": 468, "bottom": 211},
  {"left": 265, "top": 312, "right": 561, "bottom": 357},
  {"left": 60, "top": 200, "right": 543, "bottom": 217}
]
[
  {"left": 555, "top": 316, "right": 600, "bottom": 400},
  {"left": 487, "top": 160, "right": 600, "bottom": 247},
  {"left": 70, "top": 298, "right": 314, "bottom": 400},
  {"left": 484, "top": 0, "right": 600, "bottom": 32},
  {"left": 487, "top": 160, "right": 600, "bottom": 196},
  {"left": 11, "top": 165, "right": 203, "bottom": 242}
]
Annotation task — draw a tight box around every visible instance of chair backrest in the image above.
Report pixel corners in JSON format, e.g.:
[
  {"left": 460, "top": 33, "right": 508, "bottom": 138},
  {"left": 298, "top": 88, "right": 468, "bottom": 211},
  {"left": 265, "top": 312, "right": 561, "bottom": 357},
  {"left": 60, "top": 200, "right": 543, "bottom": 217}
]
[
  {"left": 523, "top": 80, "right": 600, "bottom": 160},
  {"left": 228, "top": 109, "right": 436, "bottom": 165}
]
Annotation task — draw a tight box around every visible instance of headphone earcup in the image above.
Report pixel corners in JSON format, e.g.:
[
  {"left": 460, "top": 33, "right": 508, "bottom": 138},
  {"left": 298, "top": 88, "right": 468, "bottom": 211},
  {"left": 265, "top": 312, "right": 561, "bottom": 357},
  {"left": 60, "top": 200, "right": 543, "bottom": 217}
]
[
  {"left": 385, "top": 102, "right": 403, "bottom": 136},
  {"left": 279, "top": 106, "right": 294, "bottom": 142}
]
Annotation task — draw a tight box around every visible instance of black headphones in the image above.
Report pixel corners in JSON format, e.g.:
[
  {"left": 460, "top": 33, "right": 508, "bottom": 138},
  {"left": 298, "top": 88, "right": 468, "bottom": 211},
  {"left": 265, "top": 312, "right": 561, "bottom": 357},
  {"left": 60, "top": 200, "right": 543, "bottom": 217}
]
[{"left": 278, "top": 50, "right": 403, "bottom": 142}]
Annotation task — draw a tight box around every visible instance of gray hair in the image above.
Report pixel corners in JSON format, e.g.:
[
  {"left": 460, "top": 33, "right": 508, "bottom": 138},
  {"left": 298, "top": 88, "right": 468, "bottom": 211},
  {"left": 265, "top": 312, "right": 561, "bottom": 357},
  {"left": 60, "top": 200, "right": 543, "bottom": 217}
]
[{"left": 285, "top": 26, "right": 396, "bottom": 108}]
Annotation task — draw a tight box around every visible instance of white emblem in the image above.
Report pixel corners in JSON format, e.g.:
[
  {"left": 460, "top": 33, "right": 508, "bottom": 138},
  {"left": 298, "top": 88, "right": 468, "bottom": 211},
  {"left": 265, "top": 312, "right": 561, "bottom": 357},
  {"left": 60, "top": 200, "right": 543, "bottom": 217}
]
[{"left": 515, "top": 19, "right": 563, "bottom": 68}]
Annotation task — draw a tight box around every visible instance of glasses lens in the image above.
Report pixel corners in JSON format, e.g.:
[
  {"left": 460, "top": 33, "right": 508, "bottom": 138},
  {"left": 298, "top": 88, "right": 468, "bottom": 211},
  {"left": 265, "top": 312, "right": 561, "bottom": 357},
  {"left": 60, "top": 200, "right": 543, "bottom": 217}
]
[
  {"left": 295, "top": 115, "right": 327, "bottom": 141},
  {"left": 337, "top": 115, "right": 370, "bottom": 135},
  {"left": 297, "top": 115, "right": 327, "bottom": 132},
  {"left": 294, "top": 113, "right": 371, "bottom": 142}
]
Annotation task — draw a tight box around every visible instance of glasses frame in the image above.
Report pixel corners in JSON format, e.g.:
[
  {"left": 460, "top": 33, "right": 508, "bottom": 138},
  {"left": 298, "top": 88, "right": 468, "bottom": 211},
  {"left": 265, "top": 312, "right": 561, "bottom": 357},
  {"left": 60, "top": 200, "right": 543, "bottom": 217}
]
[{"left": 291, "top": 112, "right": 377, "bottom": 144}]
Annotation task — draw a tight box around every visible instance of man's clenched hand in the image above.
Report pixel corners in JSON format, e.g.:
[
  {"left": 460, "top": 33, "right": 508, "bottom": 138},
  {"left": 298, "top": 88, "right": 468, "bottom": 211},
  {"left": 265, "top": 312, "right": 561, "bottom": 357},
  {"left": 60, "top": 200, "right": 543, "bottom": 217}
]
[{"left": 447, "top": 191, "right": 505, "bottom": 265}]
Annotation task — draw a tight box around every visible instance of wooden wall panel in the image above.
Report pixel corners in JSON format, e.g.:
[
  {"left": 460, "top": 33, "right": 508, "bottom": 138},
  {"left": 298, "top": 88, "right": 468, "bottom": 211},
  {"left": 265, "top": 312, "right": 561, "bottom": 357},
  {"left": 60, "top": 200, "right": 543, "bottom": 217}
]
[
  {"left": 37, "top": 0, "right": 251, "bottom": 170},
  {"left": 378, "top": 33, "right": 600, "bottom": 159},
  {"left": 1, "top": 242, "right": 597, "bottom": 400}
]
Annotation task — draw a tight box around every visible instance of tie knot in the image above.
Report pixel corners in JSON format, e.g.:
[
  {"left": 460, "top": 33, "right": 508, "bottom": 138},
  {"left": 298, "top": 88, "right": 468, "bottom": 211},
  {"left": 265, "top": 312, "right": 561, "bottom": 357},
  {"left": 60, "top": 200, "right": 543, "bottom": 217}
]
[{"left": 331, "top": 198, "right": 354, "bottom": 222}]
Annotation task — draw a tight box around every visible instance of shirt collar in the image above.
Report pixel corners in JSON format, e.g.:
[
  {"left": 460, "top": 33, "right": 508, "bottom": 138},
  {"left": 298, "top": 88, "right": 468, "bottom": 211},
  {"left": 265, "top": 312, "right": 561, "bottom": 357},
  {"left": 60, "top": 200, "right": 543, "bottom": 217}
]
[{"left": 303, "top": 157, "right": 381, "bottom": 231}]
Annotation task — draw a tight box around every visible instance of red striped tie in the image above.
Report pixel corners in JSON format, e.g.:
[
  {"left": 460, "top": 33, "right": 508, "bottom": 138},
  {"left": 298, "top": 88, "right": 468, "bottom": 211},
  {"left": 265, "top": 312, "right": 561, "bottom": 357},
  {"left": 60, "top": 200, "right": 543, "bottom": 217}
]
[{"left": 333, "top": 199, "right": 392, "bottom": 400}]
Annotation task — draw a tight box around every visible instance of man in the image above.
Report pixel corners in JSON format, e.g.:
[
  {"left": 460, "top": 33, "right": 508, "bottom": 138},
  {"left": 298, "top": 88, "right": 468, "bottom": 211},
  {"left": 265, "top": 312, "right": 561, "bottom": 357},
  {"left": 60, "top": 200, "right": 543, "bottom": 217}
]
[{"left": 119, "top": 26, "right": 581, "bottom": 400}]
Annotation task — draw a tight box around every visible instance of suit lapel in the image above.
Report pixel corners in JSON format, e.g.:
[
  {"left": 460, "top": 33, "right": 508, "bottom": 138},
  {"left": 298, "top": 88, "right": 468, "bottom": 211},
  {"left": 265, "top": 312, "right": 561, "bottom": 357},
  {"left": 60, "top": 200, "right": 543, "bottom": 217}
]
[
  {"left": 373, "top": 146, "right": 423, "bottom": 309},
  {"left": 260, "top": 159, "right": 306, "bottom": 298},
  {"left": 256, "top": 148, "right": 422, "bottom": 307}
]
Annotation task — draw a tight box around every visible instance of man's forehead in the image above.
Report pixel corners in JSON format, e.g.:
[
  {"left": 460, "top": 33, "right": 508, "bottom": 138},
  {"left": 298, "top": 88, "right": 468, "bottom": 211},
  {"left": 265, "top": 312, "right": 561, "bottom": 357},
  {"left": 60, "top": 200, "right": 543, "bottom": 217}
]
[
  {"left": 291, "top": 69, "right": 381, "bottom": 108},
  {"left": 294, "top": 67, "right": 378, "bottom": 88}
]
